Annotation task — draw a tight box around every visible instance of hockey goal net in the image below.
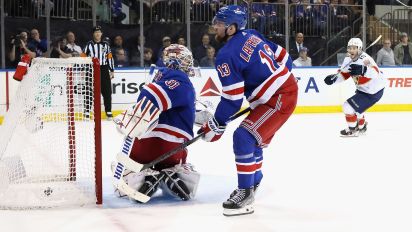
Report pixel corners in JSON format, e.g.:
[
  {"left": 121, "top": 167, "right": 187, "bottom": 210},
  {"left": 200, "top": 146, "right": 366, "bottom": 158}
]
[{"left": 0, "top": 57, "right": 102, "bottom": 209}]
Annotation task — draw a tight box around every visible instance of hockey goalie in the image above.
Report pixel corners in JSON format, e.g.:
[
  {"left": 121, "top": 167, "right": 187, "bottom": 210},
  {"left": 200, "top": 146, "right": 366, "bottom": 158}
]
[{"left": 112, "top": 44, "right": 209, "bottom": 203}]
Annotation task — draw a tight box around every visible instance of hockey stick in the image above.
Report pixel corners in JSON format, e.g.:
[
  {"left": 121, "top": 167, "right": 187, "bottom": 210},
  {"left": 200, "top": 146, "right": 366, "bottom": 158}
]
[
  {"left": 331, "top": 35, "right": 382, "bottom": 81},
  {"left": 144, "top": 64, "right": 157, "bottom": 85},
  {"left": 117, "top": 106, "right": 252, "bottom": 173},
  {"left": 395, "top": 0, "right": 412, "bottom": 8}
]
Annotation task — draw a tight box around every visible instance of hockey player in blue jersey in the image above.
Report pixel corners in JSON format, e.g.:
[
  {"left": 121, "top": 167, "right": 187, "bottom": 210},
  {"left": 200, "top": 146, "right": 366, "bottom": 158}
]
[
  {"left": 112, "top": 44, "right": 200, "bottom": 202},
  {"left": 198, "top": 5, "right": 298, "bottom": 216}
]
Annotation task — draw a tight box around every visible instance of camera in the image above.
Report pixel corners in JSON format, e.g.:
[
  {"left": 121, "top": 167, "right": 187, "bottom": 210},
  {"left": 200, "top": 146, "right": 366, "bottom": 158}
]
[{"left": 13, "top": 34, "right": 22, "bottom": 46}]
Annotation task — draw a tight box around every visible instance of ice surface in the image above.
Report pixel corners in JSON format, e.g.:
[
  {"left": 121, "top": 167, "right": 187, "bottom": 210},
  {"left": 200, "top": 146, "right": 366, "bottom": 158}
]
[{"left": 1, "top": 112, "right": 412, "bottom": 232}]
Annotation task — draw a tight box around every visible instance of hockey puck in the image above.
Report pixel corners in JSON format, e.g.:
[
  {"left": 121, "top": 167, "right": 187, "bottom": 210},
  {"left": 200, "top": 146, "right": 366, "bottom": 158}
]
[{"left": 44, "top": 187, "right": 53, "bottom": 196}]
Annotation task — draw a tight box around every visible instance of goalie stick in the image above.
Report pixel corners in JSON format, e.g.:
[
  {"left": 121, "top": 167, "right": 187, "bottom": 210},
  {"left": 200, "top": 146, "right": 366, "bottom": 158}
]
[
  {"left": 112, "top": 65, "right": 157, "bottom": 203},
  {"left": 115, "top": 107, "right": 251, "bottom": 202},
  {"left": 330, "top": 35, "right": 382, "bottom": 81}
]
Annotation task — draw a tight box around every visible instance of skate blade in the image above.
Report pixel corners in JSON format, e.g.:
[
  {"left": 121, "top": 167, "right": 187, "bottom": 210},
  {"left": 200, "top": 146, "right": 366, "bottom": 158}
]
[
  {"left": 223, "top": 205, "right": 254, "bottom": 217},
  {"left": 340, "top": 132, "right": 359, "bottom": 138}
]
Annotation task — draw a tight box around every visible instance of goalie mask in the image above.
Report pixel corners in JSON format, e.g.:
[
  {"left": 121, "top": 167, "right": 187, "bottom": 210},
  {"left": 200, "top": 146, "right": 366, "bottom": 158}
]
[{"left": 163, "top": 44, "right": 195, "bottom": 77}]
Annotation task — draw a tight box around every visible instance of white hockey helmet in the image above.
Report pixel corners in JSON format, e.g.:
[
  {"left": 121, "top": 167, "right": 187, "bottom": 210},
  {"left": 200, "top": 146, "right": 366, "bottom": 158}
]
[
  {"left": 347, "top": 38, "right": 363, "bottom": 54},
  {"left": 163, "top": 44, "right": 194, "bottom": 77}
]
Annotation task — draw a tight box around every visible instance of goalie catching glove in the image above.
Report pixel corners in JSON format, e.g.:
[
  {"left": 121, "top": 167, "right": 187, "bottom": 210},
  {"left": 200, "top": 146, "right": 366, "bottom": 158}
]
[{"left": 198, "top": 116, "right": 226, "bottom": 142}]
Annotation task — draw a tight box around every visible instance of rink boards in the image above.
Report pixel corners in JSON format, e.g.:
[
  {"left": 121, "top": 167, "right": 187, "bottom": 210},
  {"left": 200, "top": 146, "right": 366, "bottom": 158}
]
[{"left": 1, "top": 66, "right": 412, "bottom": 123}]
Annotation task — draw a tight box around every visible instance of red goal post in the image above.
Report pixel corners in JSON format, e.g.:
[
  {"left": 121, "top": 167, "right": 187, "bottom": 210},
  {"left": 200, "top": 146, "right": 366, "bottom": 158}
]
[{"left": 0, "top": 57, "right": 102, "bottom": 209}]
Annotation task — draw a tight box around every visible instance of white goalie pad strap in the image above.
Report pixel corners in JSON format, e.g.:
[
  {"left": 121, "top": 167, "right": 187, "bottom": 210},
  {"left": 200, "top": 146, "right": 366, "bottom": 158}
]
[
  {"left": 114, "top": 96, "right": 160, "bottom": 139},
  {"left": 161, "top": 163, "right": 200, "bottom": 199}
]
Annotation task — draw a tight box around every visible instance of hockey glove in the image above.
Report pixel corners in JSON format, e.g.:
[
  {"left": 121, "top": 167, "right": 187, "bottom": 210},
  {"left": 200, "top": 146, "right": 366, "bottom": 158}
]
[
  {"left": 324, "top": 74, "right": 337, "bottom": 85},
  {"left": 198, "top": 117, "right": 226, "bottom": 142},
  {"left": 349, "top": 64, "right": 367, "bottom": 76}
]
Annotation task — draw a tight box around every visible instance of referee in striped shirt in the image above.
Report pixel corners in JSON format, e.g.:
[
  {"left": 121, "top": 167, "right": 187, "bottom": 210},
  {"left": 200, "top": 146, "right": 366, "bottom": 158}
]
[{"left": 83, "top": 26, "right": 115, "bottom": 120}]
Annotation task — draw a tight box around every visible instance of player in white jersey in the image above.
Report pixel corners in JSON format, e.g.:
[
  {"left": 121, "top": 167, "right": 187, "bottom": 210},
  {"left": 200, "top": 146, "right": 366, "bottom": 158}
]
[{"left": 324, "top": 38, "right": 386, "bottom": 137}]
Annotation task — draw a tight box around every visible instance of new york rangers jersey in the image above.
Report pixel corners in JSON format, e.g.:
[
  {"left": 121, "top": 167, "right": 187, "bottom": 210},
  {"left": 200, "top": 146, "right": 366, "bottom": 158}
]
[
  {"left": 337, "top": 52, "right": 387, "bottom": 94},
  {"left": 138, "top": 68, "right": 196, "bottom": 143},
  {"left": 214, "top": 29, "right": 295, "bottom": 125}
]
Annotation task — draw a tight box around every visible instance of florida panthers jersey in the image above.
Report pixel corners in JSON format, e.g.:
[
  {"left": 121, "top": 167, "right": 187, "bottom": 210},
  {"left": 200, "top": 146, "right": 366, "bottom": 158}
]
[
  {"left": 214, "top": 29, "right": 294, "bottom": 125},
  {"left": 138, "top": 68, "right": 196, "bottom": 143},
  {"left": 337, "top": 52, "right": 387, "bottom": 94}
]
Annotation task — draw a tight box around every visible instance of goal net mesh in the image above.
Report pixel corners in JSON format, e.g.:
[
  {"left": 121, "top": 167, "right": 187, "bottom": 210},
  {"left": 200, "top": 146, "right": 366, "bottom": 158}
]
[{"left": 0, "top": 57, "right": 100, "bottom": 209}]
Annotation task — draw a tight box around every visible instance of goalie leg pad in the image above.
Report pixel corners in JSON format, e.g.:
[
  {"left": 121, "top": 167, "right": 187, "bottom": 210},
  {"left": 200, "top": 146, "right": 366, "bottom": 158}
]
[
  {"left": 111, "top": 161, "right": 145, "bottom": 198},
  {"left": 161, "top": 163, "right": 200, "bottom": 201}
]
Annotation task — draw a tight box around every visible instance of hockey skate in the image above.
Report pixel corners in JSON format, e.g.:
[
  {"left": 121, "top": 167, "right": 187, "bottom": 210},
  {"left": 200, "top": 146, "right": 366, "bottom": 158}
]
[
  {"left": 340, "top": 126, "right": 359, "bottom": 137},
  {"left": 137, "top": 170, "right": 165, "bottom": 199},
  {"left": 357, "top": 122, "right": 368, "bottom": 135},
  {"left": 223, "top": 188, "right": 254, "bottom": 216}
]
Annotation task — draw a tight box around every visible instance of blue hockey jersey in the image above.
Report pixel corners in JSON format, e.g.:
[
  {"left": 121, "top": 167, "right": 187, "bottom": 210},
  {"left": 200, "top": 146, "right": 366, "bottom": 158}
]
[
  {"left": 138, "top": 68, "right": 196, "bottom": 143},
  {"left": 214, "top": 29, "right": 294, "bottom": 125}
]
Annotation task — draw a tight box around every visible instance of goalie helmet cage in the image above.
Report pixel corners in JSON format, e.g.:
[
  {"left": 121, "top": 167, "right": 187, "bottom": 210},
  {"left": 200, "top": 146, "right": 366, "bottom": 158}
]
[{"left": 0, "top": 57, "right": 102, "bottom": 209}]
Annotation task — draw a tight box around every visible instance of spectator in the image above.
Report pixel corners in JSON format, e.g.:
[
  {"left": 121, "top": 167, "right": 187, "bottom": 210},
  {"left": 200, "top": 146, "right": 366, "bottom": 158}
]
[
  {"left": 130, "top": 35, "right": 150, "bottom": 67},
  {"left": 291, "top": 0, "right": 312, "bottom": 35},
  {"left": 251, "top": 0, "right": 277, "bottom": 35},
  {"left": 111, "top": 0, "right": 126, "bottom": 24},
  {"left": 96, "top": 0, "right": 110, "bottom": 22},
  {"left": 65, "top": 31, "right": 82, "bottom": 57},
  {"left": 114, "top": 48, "right": 130, "bottom": 67},
  {"left": 376, "top": 39, "right": 395, "bottom": 66},
  {"left": 156, "top": 36, "right": 172, "bottom": 66},
  {"left": 177, "top": 36, "right": 186, "bottom": 46},
  {"left": 394, "top": 32, "right": 412, "bottom": 65},
  {"left": 199, "top": 46, "right": 216, "bottom": 67},
  {"left": 129, "top": 0, "right": 151, "bottom": 24},
  {"left": 311, "top": 0, "right": 328, "bottom": 35},
  {"left": 112, "top": 35, "right": 129, "bottom": 58},
  {"left": 141, "top": 48, "right": 155, "bottom": 67},
  {"left": 193, "top": 34, "right": 211, "bottom": 62},
  {"left": 8, "top": 30, "right": 35, "bottom": 67},
  {"left": 289, "top": 32, "right": 306, "bottom": 60},
  {"left": 329, "top": 0, "right": 350, "bottom": 33},
  {"left": 27, "top": 28, "right": 48, "bottom": 57},
  {"left": 192, "top": 0, "right": 215, "bottom": 22},
  {"left": 293, "top": 47, "right": 312, "bottom": 66},
  {"left": 50, "top": 37, "right": 70, "bottom": 58}
]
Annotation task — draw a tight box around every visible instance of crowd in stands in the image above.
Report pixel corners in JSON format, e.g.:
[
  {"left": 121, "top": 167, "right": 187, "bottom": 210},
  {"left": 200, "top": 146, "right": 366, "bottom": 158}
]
[{"left": 5, "top": 0, "right": 412, "bottom": 68}]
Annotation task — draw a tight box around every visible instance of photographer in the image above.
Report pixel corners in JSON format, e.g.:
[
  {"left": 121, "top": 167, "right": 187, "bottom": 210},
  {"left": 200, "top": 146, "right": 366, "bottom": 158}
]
[
  {"left": 8, "top": 31, "right": 36, "bottom": 67},
  {"left": 50, "top": 36, "right": 72, "bottom": 58}
]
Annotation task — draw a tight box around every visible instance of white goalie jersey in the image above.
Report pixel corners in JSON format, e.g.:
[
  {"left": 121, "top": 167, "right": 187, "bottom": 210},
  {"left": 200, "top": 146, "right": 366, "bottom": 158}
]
[{"left": 336, "top": 52, "right": 387, "bottom": 94}]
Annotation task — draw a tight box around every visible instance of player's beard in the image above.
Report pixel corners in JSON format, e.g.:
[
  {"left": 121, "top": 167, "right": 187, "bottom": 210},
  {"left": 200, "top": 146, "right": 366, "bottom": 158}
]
[{"left": 215, "top": 34, "right": 228, "bottom": 43}]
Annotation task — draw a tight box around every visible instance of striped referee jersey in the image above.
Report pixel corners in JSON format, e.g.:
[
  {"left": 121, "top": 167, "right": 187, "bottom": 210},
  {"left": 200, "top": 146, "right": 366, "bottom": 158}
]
[{"left": 83, "top": 40, "right": 115, "bottom": 71}]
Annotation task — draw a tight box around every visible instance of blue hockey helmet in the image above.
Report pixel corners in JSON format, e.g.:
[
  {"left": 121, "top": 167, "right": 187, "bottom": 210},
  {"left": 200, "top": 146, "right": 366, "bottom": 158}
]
[{"left": 212, "top": 5, "right": 247, "bottom": 30}]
